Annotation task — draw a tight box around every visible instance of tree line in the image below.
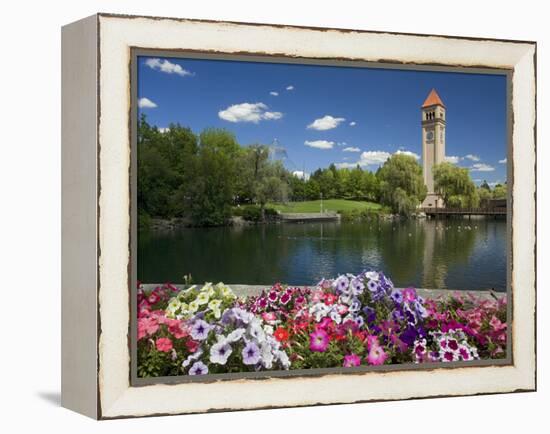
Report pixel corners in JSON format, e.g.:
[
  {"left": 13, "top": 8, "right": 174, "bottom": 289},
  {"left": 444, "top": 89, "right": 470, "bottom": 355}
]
[{"left": 138, "top": 116, "right": 506, "bottom": 227}]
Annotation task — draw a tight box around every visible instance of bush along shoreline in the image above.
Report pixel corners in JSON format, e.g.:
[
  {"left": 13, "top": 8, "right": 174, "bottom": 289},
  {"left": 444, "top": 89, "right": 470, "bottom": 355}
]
[
  {"left": 140, "top": 204, "right": 397, "bottom": 231},
  {"left": 137, "top": 271, "right": 507, "bottom": 378}
]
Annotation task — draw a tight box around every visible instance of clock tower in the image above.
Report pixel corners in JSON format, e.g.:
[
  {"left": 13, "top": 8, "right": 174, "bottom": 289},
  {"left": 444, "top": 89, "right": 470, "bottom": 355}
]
[{"left": 421, "top": 88, "right": 446, "bottom": 208}]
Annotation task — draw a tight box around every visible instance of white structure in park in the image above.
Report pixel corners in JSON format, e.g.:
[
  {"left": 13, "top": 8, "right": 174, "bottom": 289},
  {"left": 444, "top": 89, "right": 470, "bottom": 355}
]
[{"left": 421, "top": 88, "right": 446, "bottom": 208}]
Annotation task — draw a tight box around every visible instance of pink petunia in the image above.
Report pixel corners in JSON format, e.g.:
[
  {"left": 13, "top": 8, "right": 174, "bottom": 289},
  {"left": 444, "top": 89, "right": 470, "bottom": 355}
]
[
  {"left": 186, "top": 339, "right": 200, "bottom": 353},
  {"left": 156, "top": 337, "right": 173, "bottom": 352},
  {"left": 489, "top": 315, "right": 506, "bottom": 332},
  {"left": 138, "top": 317, "right": 159, "bottom": 339},
  {"left": 343, "top": 353, "right": 361, "bottom": 367},
  {"left": 167, "top": 319, "right": 188, "bottom": 339},
  {"left": 324, "top": 293, "right": 337, "bottom": 305},
  {"left": 309, "top": 329, "right": 330, "bottom": 352},
  {"left": 402, "top": 287, "right": 417, "bottom": 303},
  {"left": 311, "top": 289, "right": 325, "bottom": 303},
  {"left": 262, "top": 312, "right": 277, "bottom": 323},
  {"left": 366, "top": 343, "right": 388, "bottom": 365}
]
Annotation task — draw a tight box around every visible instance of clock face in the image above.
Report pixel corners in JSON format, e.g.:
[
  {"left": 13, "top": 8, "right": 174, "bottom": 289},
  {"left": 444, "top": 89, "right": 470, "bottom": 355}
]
[{"left": 426, "top": 131, "right": 434, "bottom": 141}]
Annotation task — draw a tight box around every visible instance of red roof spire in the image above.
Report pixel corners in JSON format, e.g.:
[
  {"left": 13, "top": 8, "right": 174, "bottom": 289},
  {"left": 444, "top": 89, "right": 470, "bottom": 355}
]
[{"left": 422, "top": 88, "right": 445, "bottom": 108}]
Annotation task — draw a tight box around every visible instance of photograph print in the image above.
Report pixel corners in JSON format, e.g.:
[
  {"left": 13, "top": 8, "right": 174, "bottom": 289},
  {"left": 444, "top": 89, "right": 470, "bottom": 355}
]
[{"left": 134, "top": 53, "right": 509, "bottom": 380}]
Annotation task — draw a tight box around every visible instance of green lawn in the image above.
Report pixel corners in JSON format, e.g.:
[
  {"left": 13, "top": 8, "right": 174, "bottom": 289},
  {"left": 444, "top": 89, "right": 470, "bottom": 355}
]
[{"left": 269, "top": 199, "right": 382, "bottom": 213}]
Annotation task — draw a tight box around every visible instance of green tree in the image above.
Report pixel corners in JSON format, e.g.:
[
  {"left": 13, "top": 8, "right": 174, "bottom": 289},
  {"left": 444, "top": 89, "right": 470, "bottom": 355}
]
[
  {"left": 376, "top": 154, "right": 427, "bottom": 215},
  {"left": 305, "top": 178, "right": 321, "bottom": 200},
  {"left": 137, "top": 115, "right": 198, "bottom": 220},
  {"left": 433, "top": 162, "right": 479, "bottom": 208},
  {"left": 239, "top": 144, "right": 290, "bottom": 219},
  {"left": 492, "top": 183, "right": 507, "bottom": 199},
  {"left": 478, "top": 186, "right": 493, "bottom": 204},
  {"left": 185, "top": 129, "right": 241, "bottom": 226}
]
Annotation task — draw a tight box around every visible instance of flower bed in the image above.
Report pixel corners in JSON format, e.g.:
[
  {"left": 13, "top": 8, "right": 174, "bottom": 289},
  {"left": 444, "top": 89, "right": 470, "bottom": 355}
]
[{"left": 137, "top": 272, "right": 507, "bottom": 378}]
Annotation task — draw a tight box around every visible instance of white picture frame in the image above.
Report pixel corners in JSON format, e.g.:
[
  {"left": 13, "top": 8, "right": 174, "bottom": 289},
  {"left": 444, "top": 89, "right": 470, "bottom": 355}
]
[{"left": 61, "top": 13, "right": 536, "bottom": 419}]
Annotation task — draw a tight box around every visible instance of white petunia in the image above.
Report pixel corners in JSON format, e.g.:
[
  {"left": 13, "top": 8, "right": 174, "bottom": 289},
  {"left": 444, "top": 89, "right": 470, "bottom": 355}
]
[
  {"left": 365, "top": 271, "right": 380, "bottom": 281},
  {"left": 227, "top": 328, "right": 246, "bottom": 343}
]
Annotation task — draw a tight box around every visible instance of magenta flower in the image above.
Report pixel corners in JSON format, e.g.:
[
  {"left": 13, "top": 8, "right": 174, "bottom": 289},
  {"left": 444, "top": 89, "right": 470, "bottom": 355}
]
[
  {"left": 309, "top": 329, "right": 330, "bottom": 352},
  {"left": 402, "top": 287, "right": 417, "bottom": 303},
  {"left": 366, "top": 336, "right": 388, "bottom": 365},
  {"left": 280, "top": 292, "right": 291, "bottom": 305},
  {"left": 367, "top": 344, "right": 388, "bottom": 365},
  {"left": 343, "top": 353, "right": 361, "bottom": 367}
]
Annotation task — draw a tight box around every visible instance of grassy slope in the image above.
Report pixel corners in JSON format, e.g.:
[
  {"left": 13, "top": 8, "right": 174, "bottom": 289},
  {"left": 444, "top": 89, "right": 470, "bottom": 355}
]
[{"left": 269, "top": 199, "right": 382, "bottom": 213}]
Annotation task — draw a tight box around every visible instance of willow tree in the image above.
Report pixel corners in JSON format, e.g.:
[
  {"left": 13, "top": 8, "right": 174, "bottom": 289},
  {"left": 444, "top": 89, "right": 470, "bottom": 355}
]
[
  {"left": 433, "top": 162, "right": 479, "bottom": 208},
  {"left": 377, "top": 154, "right": 427, "bottom": 216}
]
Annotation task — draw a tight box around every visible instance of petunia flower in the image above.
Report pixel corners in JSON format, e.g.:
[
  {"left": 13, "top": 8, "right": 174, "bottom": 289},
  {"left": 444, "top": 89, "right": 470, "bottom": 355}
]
[
  {"left": 209, "top": 340, "right": 233, "bottom": 365},
  {"left": 274, "top": 327, "right": 289, "bottom": 342},
  {"left": 190, "top": 319, "right": 211, "bottom": 341},
  {"left": 343, "top": 353, "right": 361, "bottom": 367},
  {"left": 280, "top": 292, "right": 291, "bottom": 305},
  {"left": 350, "top": 278, "right": 365, "bottom": 296},
  {"left": 402, "top": 287, "right": 417, "bottom": 303},
  {"left": 309, "top": 329, "right": 330, "bottom": 352},
  {"left": 189, "top": 361, "right": 209, "bottom": 375},
  {"left": 242, "top": 341, "right": 261, "bottom": 365},
  {"left": 333, "top": 275, "right": 350, "bottom": 294},
  {"left": 155, "top": 337, "right": 173, "bottom": 352},
  {"left": 366, "top": 342, "right": 388, "bottom": 365}
]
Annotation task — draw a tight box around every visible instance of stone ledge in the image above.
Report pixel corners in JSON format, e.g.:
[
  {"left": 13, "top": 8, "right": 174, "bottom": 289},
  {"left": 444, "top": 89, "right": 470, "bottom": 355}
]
[{"left": 140, "top": 284, "right": 504, "bottom": 300}]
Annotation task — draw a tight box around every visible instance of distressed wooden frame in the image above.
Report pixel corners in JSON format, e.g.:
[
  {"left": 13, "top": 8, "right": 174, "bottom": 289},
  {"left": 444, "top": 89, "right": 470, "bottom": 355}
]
[{"left": 61, "top": 13, "right": 536, "bottom": 419}]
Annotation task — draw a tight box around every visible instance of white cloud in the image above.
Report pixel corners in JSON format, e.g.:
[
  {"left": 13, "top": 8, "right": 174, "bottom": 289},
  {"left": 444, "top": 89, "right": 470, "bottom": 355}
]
[
  {"left": 218, "top": 102, "right": 282, "bottom": 123},
  {"left": 445, "top": 155, "right": 461, "bottom": 164},
  {"left": 335, "top": 149, "right": 420, "bottom": 169},
  {"left": 307, "top": 115, "right": 346, "bottom": 131},
  {"left": 488, "top": 181, "right": 501, "bottom": 187},
  {"left": 304, "top": 140, "right": 335, "bottom": 150},
  {"left": 292, "top": 170, "right": 310, "bottom": 180},
  {"left": 395, "top": 150, "right": 420, "bottom": 160},
  {"left": 343, "top": 147, "right": 361, "bottom": 153},
  {"left": 138, "top": 97, "right": 157, "bottom": 108},
  {"left": 270, "top": 91, "right": 279, "bottom": 96},
  {"left": 286, "top": 85, "right": 294, "bottom": 90},
  {"left": 470, "top": 163, "right": 495, "bottom": 172},
  {"left": 499, "top": 158, "right": 507, "bottom": 164},
  {"left": 349, "top": 121, "right": 356, "bottom": 126},
  {"left": 157, "top": 127, "right": 170, "bottom": 133},
  {"left": 336, "top": 151, "right": 391, "bottom": 168},
  {"left": 145, "top": 58, "right": 194, "bottom": 77},
  {"left": 465, "top": 154, "right": 481, "bottom": 162}
]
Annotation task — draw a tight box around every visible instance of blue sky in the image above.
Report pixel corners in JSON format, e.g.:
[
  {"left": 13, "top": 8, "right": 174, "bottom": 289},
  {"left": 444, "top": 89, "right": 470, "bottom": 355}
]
[{"left": 137, "top": 56, "right": 508, "bottom": 186}]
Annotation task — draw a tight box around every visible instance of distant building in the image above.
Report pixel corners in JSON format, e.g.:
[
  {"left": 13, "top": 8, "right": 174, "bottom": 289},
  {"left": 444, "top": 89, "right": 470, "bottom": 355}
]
[{"left": 421, "top": 89, "right": 446, "bottom": 208}]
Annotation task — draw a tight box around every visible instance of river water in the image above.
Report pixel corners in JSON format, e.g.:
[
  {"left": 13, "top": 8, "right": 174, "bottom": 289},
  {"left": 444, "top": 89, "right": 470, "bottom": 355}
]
[{"left": 138, "top": 218, "right": 507, "bottom": 292}]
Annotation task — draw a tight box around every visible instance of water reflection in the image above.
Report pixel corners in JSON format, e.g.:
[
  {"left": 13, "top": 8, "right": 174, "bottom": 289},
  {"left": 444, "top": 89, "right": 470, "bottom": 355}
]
[{"left": 138, "top": 218, "right": 507, "bottom": 291}]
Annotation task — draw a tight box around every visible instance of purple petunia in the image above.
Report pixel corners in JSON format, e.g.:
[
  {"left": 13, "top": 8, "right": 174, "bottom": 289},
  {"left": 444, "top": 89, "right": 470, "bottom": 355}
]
[
  {"left": 350, "top": 278, "right": 365, "bottom": 295},
  {"left": 242, "top": 341, "right": 261, "bottom": 365},
  {"left": 189, "top": 360, "right": 208, "bottom": 375},
  {"left": 367, "top": 280, "right": 379, "bottom": 293},
  {"left": 190, "top": 319, "right": 211, "bottom": 341},
  {"left": 390, "top": 289, "right": 404, "bottom": 304},
  {"left": 333, "top": 275, "right": 350, "bottom": 294},
  {"left": 210, "top": 340, "right": 232, "bottom": 365}
]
